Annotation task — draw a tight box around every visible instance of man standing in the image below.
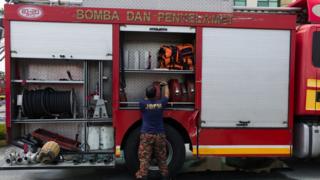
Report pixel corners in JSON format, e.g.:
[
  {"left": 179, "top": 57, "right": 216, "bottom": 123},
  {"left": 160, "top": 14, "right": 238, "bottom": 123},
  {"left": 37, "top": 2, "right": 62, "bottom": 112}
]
[{"left": 136, "top": 81, "right": 170, "bottom": 180}]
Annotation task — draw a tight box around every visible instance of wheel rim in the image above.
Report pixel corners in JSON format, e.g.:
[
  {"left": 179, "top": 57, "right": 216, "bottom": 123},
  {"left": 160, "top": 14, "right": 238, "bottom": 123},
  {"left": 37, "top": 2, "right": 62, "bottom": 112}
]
[{"left": 149, "top": 139, "right": 173, "bottom": 171}]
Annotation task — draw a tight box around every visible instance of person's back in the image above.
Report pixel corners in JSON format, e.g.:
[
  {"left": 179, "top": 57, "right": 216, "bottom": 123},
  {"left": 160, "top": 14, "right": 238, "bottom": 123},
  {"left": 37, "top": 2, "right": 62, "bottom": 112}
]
[
  {"left": 139, "top": 97, "right": 168, "bottom": 134},
  {"left": 136, "top": 81, "right": 170, "bottom": 180}
]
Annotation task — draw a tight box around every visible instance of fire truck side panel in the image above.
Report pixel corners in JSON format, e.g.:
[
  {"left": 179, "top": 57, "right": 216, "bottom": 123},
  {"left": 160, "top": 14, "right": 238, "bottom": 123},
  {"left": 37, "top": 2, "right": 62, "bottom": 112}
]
[
  {"left": 197, "top": 26, "right": 296, "bottom": 156},
  {"left": 201, "top": 28, "right": 291, "bottom": 128},
  {"left": 195, "top": 129, "right": 292, "bottom": 156}
]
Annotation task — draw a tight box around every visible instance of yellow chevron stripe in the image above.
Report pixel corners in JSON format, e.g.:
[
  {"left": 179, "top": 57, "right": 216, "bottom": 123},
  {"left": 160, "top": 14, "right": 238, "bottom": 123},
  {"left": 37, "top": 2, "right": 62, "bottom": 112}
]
[
  {"left": 307, "top": 79, "right": 320, "bottom": 88},
  {"left": 305, "top": 89, "right": 320, "bottom": 111}
]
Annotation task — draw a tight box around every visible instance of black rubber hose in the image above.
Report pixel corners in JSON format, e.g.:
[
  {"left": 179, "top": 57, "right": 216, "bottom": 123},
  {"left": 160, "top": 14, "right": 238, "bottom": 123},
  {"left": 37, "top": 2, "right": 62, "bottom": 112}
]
[{"left": 22, "top": 89, "right": 73, "bottom": 118}]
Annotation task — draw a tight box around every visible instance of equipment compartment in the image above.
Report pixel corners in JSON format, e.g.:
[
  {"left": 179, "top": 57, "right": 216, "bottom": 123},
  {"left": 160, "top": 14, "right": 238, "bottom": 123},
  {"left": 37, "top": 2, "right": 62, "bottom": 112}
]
[
  {"left": 6, "top": 56, "right": 115, "bottom": 168},
  {"left": 11, "top": 59, "right": 85, "bottom": 120},
  {"left": 119, "top": 28, "right": 196, "bottom": 110}
]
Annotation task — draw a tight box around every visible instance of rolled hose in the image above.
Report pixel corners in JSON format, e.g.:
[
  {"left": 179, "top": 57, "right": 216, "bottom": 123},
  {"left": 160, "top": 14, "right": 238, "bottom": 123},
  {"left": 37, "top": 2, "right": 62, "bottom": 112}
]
[{"left": 22, "top": 88, "right": 74, "bottom": 118}]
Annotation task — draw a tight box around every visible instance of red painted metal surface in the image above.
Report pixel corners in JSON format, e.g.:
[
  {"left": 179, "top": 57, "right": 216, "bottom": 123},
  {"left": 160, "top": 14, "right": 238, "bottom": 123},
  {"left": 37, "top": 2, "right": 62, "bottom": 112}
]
[
  {"left": 289, "top": 0, "right": 320, "bottom": 24},
  {"left": 199, "top": 129, "right": 291, "bottom": 145},
  {"left": 4, "top": 4, "right": 296, "bottom": 30},
  {"left": 32, "top": 128, "right": 80, "bottom": 151},
  {"left": 114, "top": 110, "right": 198, "bottom": 149},
  {"left": 288, "top": 29, "right": 297, "bottom": 129},
  {"left": 4, "top": 19, "right": 12, "bottom": 143},
  {"left": 112, "top": 24, "right": 120, "bottom": 128},
  {"left": 295, "top": 25, "right": 318, "bottom": 115},
  {"left": 195, "top": 27, "right": 202, "bottom": 111}
]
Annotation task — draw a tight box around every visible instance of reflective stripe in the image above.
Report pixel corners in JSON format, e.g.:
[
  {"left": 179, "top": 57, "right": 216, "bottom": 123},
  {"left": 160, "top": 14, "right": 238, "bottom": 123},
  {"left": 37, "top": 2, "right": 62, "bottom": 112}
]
[
  {"left": 192, "top": 145, "right": 291, "bottom": 155},
  {"left": 307, "top": 79, "right": 320, "bottom": 88},
  {"left": 116, "top": 146, "right": 121, "bottom": 156},
  {"left": 305, "top": 89, "right": 320, "bottom": 110}
]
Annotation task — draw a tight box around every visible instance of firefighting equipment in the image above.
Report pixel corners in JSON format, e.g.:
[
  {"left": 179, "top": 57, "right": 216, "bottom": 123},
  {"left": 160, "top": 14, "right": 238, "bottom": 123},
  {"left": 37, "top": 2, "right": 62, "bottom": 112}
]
[
  {"left": 169, "top": 79, "right": 195, "bottom": 102},
  {"left": 158, "top": 44, "right": 194, "bottom": 70},
  {"left": 181, "top": 82, "right": 188, "bottom": 102},
  {"left": 24, "top": 151, "right": 39, "bottom": 164},
  {"left": 153, "top": 81, "right": 162, "bottom": 100},
  {"left": 37, "top": 141, "right": 60, "bottom": 164},
  {"left": 169, "top": 79, "right": 182, "bottom": 102},
  {"left": 5, "top": 149, "right": 18, "bottom": 165},
  {"left": 186, "top": 80, "right": 195, "bottom": 102},
  {"left": 176, "top": 43, "right": 194, "bottom": 70},
  {"left": 158, "top": 45, "right": 178, "bottom": 69},
  {"left": 32, "top": 128, "right": 80, "bottom": 151},
  {"left": 21, "top": 88, "right": 74, "bottom": 118}
]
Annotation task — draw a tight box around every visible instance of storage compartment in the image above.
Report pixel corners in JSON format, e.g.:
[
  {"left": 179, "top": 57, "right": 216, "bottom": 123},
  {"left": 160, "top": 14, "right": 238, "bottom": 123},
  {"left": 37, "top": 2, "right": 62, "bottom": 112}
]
[
  {"left": 87, "top": 124, "right": 114, "bottom": 151},
  {"left": 11, "top": 59, "right": 85, "bottom": 120},
  {"left": 11, "top": 21, "right": 113, "bottom": 60},
  {"left": 9, "top": 58, "right": 114, "bottom": 155},
  {"left": 201, "top": 28, "right": 291, "bottom": 128},
  {"left": 119, "top": 26, "right": 196, "bottom": 110}
]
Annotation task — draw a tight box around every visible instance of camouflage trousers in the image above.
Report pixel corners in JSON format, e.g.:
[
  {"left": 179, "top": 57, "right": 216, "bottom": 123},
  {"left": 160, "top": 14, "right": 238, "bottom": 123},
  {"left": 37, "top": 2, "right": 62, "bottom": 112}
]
[{"left": 136, "top": 133, "right": 168, "bottom": 178}]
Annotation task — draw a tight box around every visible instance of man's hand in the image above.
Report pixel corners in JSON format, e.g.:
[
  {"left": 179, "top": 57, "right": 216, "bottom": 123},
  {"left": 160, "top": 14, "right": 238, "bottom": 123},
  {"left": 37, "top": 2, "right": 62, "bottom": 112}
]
[
  {"left": 160, "top": 81, "right": 168, "bottom": 86},
  {"left": 160, "top": 81, "right": 169, "bottom": 98}
]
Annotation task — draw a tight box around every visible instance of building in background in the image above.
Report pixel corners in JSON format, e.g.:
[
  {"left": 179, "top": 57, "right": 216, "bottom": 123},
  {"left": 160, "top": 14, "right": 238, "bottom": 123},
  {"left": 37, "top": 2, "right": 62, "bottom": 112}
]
[
  {"left": 234, "top": 0, "right": 293, "bottom": 7},
  {"left": 281, "top": 0, "right": 293, "bottom": 6}
]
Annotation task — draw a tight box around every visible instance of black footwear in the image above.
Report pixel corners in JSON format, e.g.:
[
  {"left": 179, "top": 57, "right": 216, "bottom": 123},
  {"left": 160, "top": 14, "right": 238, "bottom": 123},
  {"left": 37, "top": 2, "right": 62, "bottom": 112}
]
[
  {"left": 161, "top": 176, "right": 171, "bottom": 180},
  {"left": 136, "top": 176, "right": 148, "bottom": 180}
]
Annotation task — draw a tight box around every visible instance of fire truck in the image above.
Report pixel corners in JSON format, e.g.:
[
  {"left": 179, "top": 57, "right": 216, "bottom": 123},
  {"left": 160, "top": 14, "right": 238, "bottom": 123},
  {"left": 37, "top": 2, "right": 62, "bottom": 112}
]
[{"left": 1, "top": 0, "right": 320, "bottom": 175}]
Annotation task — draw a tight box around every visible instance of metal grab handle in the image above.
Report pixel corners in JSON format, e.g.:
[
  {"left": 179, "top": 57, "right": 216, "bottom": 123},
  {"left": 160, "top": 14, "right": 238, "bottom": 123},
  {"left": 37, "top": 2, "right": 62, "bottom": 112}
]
[
  {"left": 239, "top": 121, "right": 251, "bottom": 124},
  {"left": 236, "top": 121, "right": 251, "bottom": 127}
]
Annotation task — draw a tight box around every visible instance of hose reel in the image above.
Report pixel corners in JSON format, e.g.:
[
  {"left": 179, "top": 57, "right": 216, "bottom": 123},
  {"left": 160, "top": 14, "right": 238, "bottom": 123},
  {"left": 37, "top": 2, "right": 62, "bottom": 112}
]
[{"left": 21, "top": 88, "right": 75, "bottom": 118}]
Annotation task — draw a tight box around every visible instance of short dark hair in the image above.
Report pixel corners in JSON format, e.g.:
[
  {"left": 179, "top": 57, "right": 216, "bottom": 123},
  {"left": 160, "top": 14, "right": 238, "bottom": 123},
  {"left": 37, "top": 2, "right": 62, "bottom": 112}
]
[{"left": 146, "top": 85, "right": 156, "bottom": 99}]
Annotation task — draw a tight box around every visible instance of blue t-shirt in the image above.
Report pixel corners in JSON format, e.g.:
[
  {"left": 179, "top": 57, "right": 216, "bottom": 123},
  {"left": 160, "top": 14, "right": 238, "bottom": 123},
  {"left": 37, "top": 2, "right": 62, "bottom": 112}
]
[{"left": 139, "top": 97, "right": 168, "bottom": 133}]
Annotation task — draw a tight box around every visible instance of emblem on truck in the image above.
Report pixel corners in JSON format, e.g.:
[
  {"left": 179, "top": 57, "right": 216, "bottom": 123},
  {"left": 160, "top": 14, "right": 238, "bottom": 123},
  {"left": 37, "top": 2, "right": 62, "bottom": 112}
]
[
  {"left": 312, "top": 4, "right": 320, "bottom": 18},
  {"left": 18, "top": 6, "right": 43, "bottom": 19}
]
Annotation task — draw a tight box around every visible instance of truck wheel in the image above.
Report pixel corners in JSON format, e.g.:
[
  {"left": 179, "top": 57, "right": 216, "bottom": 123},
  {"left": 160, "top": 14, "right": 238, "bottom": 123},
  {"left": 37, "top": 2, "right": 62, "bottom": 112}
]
[{"left": 124, "top": 124, "right": 186, "bottom": 176}]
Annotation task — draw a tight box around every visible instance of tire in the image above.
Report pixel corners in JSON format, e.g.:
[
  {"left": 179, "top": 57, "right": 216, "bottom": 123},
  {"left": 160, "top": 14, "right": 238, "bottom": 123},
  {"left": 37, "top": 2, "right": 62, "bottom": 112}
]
[{"left": 124, "top": 124, "right": 186, "bottom": 176}]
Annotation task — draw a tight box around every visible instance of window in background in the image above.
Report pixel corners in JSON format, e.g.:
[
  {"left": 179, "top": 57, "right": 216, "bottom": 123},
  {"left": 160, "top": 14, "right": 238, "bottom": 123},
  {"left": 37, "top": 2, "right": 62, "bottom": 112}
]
[
  {"left": 234, "top": 0, "right": 246, "bottom": 6},
  {"left": 312, "top": 32, "right": 320, "bottom": 67},
  {"left": 257, "top": 0, "right": 279, "bottom": 7}
]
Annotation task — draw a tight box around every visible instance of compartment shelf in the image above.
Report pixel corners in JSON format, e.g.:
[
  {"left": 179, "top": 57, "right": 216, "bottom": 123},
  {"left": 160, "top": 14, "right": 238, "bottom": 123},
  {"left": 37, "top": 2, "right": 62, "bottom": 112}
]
[
  {"left": 12, "top": 118, "right": 112, "bottom": 124},
  {"left": 120, "top": 101, "right": 194, "bottom": 105},
  {"left": 12, "top": 80, "right": 84, "bottom": 84},
  {"left": 120, "top": 101, "right": 195, "bottom": 111},
  {"left": 0, "top": 160, "right": 115, "bottom": 170},
  {"left": 124, "top": 69, "right": 194, "bottom": 74},
  {"left": 119, "top": 107, "right": 195, "bottom": 111}
]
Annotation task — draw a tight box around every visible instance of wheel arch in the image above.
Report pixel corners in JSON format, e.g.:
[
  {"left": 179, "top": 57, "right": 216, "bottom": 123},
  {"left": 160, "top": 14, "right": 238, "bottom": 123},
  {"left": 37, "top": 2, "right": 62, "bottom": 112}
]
[{"left": 120, "top": 118, "right": 192, "bottom": 151}]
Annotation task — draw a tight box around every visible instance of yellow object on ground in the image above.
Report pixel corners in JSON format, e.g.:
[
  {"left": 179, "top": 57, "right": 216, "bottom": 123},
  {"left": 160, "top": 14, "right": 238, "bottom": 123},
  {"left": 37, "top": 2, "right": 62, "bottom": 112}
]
[
  {"left": 0, "top": 124, "right": 6, "bottom": 147},
  {"left": 37, "top": 141, "right": 60, "bottom": 164}
]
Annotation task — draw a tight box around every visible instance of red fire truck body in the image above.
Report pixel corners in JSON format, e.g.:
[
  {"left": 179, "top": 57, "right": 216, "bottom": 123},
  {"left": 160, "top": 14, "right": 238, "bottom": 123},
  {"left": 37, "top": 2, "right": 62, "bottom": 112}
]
[{"left": 2, "top": 0, "right": 320, "bottom": 174}]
